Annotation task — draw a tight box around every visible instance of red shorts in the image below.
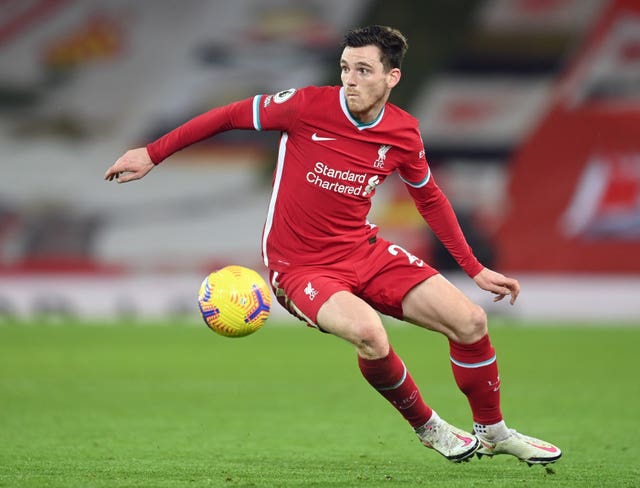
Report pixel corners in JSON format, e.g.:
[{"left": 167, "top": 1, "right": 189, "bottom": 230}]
[{"left": 268, "top": 236, "right": 438, "bottom": 328}]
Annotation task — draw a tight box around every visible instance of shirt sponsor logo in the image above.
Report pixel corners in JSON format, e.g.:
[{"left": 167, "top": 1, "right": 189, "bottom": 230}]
[
  {"left": 362, "top": 175, "right": 380, "bottom": 196},
  {"left": 307, "top": 161, "right": 376, "bottom": 197}
]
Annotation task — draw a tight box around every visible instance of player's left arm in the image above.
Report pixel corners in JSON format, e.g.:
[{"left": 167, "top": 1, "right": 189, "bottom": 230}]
[{"left": 403, "top": 170, "right": 520, "bottom": 304}]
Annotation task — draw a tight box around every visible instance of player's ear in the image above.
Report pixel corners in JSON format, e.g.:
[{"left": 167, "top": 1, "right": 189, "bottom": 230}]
[{"left": 387, "top": 68, "right": 401, "bottom": 88}]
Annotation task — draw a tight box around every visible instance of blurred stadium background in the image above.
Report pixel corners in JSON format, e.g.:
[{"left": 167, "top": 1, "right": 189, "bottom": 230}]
[{"left": 0, "top": 0, "right": 639, "bottom": 324}]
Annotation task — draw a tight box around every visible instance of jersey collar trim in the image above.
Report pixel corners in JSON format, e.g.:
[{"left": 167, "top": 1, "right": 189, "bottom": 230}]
[{"left": 339, "top": 87, "right": 384, "bottom": 130}]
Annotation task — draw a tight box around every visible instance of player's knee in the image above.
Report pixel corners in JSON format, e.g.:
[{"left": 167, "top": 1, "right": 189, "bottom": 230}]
[
  {"left": 353, "top": 322, "right": 389, "bottom": 359},
  {"left": 458, "top": 304, "right": 487, "bottom": 343}
]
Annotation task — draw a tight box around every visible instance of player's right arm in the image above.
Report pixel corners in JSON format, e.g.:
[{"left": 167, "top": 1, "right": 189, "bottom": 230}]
[
  {"left": 145, "top": 98, "right": 260, "bottom": 164},
  {"left": 105, "top": 90, "right": 300, "bottom": 184},
  {"left": 105, "top": 98, "right": 258, "bottom": 183}
]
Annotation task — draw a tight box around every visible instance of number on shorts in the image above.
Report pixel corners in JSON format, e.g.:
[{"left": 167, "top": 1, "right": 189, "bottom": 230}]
[{"left": 387, "top": 244, "right": 424, "bottom": 267}]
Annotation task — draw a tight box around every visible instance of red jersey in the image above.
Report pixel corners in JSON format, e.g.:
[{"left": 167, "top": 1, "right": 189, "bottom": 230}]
[{"left": 147, "top": 86, "right": 482, "bottom": 277}]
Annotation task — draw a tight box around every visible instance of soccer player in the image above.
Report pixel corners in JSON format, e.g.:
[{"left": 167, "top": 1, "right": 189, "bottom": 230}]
[{"left": 105, "top": 25, "right": 561, "bottom": 465}]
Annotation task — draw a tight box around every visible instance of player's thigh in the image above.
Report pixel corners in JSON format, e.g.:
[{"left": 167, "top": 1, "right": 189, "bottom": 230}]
[
  {"left": 316, "top": 290, "right": 388, "bottom": 358},
  {"left": 402, "top": 274, "right": 487, "bottom": 343},
  {"left": 270, "top": 267, "right": 354, "bottom": 327},
  {"left": 271, "top": 268, "right": 385, "bottom": 347}
]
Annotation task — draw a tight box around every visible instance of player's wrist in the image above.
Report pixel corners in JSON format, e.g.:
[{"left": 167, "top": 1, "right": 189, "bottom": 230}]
[
  {"left": 466, "top": 261, "right": 485, "bottom": 279},
  {"left": 145, "top": 142, "right": 163, "bottom": 165}
]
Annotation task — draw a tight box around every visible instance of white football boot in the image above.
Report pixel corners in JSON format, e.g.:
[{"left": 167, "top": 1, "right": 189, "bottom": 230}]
[
  {"left": 415, "top": 412, "right": 480, "bottom": 462},
  {"left": 475, "top": 426, "right": 562, "bottom": 466}
]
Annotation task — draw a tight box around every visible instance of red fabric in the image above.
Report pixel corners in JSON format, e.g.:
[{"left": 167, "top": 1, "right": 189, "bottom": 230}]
[
  {"left": 269, "top": 236, "right": 438, "bottom": 326},
  {"left": 358, "top": 346, "right": 432, "bottom": 428},
  {"left": 147, "top": 98, "right": 255, "bottom": 164},
  {"left": 407, "top": 178, "right": 483, "bottom": 277},
  {"left": 145, "top": 85, "right": 482, "bottom": 277},
  {"left": 449, "top": 335, "right": 502, "bottom": 424}
]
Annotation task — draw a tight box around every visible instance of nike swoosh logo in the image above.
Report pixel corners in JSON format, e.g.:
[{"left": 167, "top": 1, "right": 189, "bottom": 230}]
[
  {"left": 526, "top": 441, "right": 559, "bottom": 453},
  {"left": 478, "top": 439, "right": 495, "bottom": 449},
  {"left": 453, "top": 433, "right": 474, "bottom": 447},
  {"left": 311, "top": 132, "right": 336, "bottom": 141}
]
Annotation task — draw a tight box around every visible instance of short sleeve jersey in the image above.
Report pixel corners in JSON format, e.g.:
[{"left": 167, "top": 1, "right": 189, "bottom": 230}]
[{"left": 252, "top": 86, "right": 430, "bottom": 271}]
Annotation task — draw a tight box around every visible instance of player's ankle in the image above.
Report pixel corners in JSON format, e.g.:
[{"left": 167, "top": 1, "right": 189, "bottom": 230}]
[
  {"left": 473, "top": 420, "right": 510, "bottom": 442},
  {"left": 414, "top": 410, "right": 440, "bottom": 432}
]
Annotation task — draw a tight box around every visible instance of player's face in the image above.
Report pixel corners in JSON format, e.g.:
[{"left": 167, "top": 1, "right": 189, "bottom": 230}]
[{"left": 340, "top": 45, "right": 401, "bottom": 124}]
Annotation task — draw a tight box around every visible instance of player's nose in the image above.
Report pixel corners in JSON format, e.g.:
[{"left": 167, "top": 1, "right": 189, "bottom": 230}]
[{"left": 344, "top": 71, "right": 357, "bottom": 86}]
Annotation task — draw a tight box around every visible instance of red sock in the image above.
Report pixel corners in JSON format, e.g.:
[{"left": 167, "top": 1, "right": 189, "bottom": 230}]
[
  {"left": 449, "top": 334, "right": 502, "bottom": 424},
  {"left": 358, "top": 346, "right": 432, "bottom": 428}
]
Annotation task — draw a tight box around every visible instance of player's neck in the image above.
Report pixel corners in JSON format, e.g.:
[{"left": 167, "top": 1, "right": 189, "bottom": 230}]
[
  {"left": 350, "top": 98, "right": 387, "bottom": 124},
  {"left": 352, "top": 107, "right": 383, "bottom": 124}
]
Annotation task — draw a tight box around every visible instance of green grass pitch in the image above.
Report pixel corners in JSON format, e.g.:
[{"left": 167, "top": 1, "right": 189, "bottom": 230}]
[{"left": 1, "top": 319, "right": 638, "bottom": 487}]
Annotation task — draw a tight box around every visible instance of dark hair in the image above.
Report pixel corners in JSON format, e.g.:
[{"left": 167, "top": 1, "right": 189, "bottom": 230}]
[{"left": 341, "top": 25, "right": 408, "bottom": 71}]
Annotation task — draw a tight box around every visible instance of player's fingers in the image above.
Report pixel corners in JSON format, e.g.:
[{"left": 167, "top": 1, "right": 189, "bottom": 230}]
[
  {"left": 116, "top": 171, "right": 140, "bottom": 183},
  {"left": 491, "top": 284, "right": 516, "bottom": 304},
  {"left": 115, "top": 172, "right": 130, "bottom": 183},
  {"left": 505, "top": 278, "right": 520, "bottom": 304},
  {"left": 105, "top": 161, "right": 126, "bottom": 181},
  {"left": 509, "top": 287, "right": 519, "bottom": 305},
  {"left": 491, "top": 286, "right": 509, "bottom": 295}
]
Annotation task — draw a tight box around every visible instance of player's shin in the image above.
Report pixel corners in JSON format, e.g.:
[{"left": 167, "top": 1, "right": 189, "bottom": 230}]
[
  {"left": 357, "top": 345, "right": 432, "bottom": 427},
  {"left": 359, "top": 345, "right": 481, "bottom": 461},
  {"left": 449, "top": 334, "right": 503, "bottom": 425}
]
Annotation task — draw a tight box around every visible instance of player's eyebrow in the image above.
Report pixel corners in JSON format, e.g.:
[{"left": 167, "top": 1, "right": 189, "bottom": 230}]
[{"left": 340, "top": 59, "right": 375, "bottom": 69}]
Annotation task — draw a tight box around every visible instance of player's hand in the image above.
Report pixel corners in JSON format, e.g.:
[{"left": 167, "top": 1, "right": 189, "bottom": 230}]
[
  {"left": 472, "top": 267, "right": 520, "bottom": 305},
  {"left": 104, "top": 147, "right": 155, "bottom": 183}
]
